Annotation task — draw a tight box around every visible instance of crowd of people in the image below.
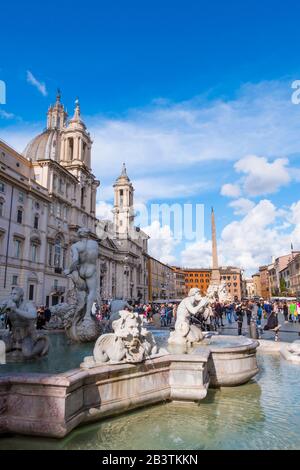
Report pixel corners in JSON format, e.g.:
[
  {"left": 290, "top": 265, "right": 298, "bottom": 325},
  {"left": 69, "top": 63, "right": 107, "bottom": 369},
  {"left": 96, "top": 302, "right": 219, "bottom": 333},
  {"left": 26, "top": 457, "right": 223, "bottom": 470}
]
[
  {"left": 95, "top": 298, "right": 300, "bottom": 342},
  {"left": 1, "top": 296, "right": 299, "bottom": 342}
]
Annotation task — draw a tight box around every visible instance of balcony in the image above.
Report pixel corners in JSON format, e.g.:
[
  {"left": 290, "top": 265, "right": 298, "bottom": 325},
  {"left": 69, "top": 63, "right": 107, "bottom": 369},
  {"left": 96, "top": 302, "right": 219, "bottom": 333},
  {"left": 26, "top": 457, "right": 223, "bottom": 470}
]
[{"left": 51, "top": 286, "right": 66, "bottom": 295}]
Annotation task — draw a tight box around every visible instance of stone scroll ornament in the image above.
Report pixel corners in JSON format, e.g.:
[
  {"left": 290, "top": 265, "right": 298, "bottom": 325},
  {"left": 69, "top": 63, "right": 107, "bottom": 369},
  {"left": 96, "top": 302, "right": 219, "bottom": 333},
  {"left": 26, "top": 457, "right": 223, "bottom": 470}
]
[
  {"left": 90, "top": 310, "right": 161, "bottom": 364},
  {"left": 52, "top": 228, "right": 101, "bottom": 343},
  {"left": 0, "top": 287, "right": 49, "bottom": 361}
]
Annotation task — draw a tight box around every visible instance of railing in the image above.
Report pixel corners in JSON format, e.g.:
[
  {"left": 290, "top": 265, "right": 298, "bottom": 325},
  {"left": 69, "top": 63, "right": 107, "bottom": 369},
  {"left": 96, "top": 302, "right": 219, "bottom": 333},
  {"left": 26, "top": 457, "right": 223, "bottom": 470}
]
[{"left": 51, "top": 286, "right": 66, "bottom": 294}]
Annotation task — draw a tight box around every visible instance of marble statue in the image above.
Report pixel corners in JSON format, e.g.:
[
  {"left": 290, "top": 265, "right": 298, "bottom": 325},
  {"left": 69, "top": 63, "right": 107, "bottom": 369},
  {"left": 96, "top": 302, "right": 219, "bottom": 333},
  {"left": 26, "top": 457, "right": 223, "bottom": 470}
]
[
  {"left": 0, "top": 287, "right": 49, "bottom": 361},
  {"left": 62, "top": 228, "right": 101, "bottom": 342},
  {"left": 84, "top": 310, "right": 162, "bottom": 365},
  {"left": 168, "top": 287, "right": 211, "bottom": 346},
  {"left": 287, "top": 340, "right": 300, "bottom": 355},
  {"left": 207, "top": 281, "right": 231, "bottom": 303},
  {"left": 281, "top": 340, "right": 300, "bottom": 364},
  {"left": 106, "top": 297, "right": 133, "bottom": 331}
]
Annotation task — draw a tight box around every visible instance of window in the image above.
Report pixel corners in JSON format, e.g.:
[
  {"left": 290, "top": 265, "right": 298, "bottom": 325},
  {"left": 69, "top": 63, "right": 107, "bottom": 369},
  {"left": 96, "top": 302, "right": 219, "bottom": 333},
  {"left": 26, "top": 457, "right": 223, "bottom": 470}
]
[
  {"left": 17, "top": 209, "right": 23, "bottom": 224},
  {"left": 53, "top": 175, "right": 57, "bottom": 191},
  {"left": 54, "top": 236, "right": 62, "bottom": 267},
  {"left": 31, "top": 244, "right": 38, "bottom": 262},
  {"left": 29, "top": 284, "right": 34, "bottom": 301},
  {"left": 120, "top": 189, "right": 124, "bottom": 207},
  {"left": 0, "top": 181, "right": 5, "bottom": 193},
  {"left": 48, "top": 243, "right": 53, "bottom": 266},
  {"left": 12, "top": 275, "right": 18, "bottom": 285},
  {"left": 54, "top": 279, "right": 58, "bottom": 289},
  {"left": 81, "top": 187, "right": 85, "bottom": 208},
  {"left": 68, "top": 138, "right": 74, "bottom": 160},
  {"left": 35, "top": 202, "right": 40, "bottom": 210},
  {"left": 14, "top": 239, "right": 21, "bottom": 258},
  {"left": 34, "top": 215, "right": 39, "bottom": 229},
  {"left": 56, "top": 203, "right": 61, "bottom": 218},
  {"left": 0, "top": 200, "right": 3, "bottom": 217},
  {"left": 18, "top": 191, "right": 24, "bottom": 202}
]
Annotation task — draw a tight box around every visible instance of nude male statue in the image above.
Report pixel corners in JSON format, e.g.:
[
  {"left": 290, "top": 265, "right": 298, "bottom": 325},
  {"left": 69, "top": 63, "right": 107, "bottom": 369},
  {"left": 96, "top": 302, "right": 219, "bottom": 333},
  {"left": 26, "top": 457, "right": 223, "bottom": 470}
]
[
  {"left": 0, "top": 287, "right": 49, "bottom": 359},
  {"left": 169, "top": 287, "right": 210, "bottom": 345},
  {"left": 64, "top": 228, "right": 99, "bottom": 321}
]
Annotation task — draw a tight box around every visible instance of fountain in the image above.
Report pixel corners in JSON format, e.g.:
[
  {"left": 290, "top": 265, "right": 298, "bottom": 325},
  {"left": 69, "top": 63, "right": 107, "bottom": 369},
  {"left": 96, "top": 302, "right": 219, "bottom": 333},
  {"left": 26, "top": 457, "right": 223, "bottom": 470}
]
[
  {"left": 0, "top": 227, "right": 285, "bottom": 446},
  {"left": 0, "top": 287, "right": 49, "bottom": 361},
  {"left": 48, "top": 228, "right": 101, "bottom": 342}
]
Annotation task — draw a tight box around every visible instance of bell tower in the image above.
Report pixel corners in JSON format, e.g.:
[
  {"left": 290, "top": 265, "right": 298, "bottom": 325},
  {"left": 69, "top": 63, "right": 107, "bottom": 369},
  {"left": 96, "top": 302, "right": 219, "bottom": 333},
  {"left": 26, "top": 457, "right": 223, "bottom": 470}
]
[
  {"left": 113, "top": 163, "right": 135, "bottom": 237},
  {"left": 60, "top": 99, "right": 92, "bottom": 169}
]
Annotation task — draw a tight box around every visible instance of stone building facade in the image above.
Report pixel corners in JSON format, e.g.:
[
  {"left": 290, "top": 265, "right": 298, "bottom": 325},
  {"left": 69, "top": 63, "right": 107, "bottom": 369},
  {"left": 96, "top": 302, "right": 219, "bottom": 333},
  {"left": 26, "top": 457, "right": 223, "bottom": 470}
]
[
  {"left": 147, "top": 256, "right": 175, "bottom": 302},
  {"left": 219, "top": 266, "right": 242, "bottom": 301},
  {"left": 171, "top": 266, "right": 186, "bottom": 299},
  {"left": 252, "top": 273, "right": 262, "bottom": 297},
  {"left": 96, "top": 164, "right": 149, "bottom": 303},
  {"left": 0, "top": 94, "right": 149, "bottom": 305},
  {"left": 0, "top": 141, "right": 50, "bottom": 303},
  {"left": 183, "top": 268, "right": 212, "bottom": 296},
  {"left": 259, "top": 265, "right": 270, "bottom": 300}
]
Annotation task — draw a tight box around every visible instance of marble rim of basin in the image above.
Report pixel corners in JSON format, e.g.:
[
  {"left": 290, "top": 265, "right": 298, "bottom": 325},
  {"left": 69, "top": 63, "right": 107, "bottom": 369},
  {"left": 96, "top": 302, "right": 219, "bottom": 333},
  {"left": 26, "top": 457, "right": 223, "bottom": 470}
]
[{"left": 205, "top": 336, "right": 259, "bottom": 388}]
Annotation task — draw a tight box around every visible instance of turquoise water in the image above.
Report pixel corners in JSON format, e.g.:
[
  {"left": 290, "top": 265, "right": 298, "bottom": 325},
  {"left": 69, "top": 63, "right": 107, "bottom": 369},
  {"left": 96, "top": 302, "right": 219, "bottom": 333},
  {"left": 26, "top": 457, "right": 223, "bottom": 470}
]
[
  {"left": 0, "top": 333, "right": 93, "bottom": 374},
  {"left": 0, "top": 353, "right": 300, "bottom": 449}
]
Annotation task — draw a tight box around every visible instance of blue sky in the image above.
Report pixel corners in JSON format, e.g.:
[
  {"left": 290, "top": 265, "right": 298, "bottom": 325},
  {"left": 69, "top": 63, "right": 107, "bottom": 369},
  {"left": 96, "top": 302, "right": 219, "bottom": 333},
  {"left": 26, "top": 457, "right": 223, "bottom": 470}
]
[{"left": 1, "top": 0, "right": 300, "bottom": 273}]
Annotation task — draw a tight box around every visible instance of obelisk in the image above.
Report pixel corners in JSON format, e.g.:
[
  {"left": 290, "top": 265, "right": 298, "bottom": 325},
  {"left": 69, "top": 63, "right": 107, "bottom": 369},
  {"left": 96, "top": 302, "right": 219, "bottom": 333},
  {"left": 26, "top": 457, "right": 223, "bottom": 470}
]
[{"left": 211, "top": 207, "right": 221, "bottom": 284}]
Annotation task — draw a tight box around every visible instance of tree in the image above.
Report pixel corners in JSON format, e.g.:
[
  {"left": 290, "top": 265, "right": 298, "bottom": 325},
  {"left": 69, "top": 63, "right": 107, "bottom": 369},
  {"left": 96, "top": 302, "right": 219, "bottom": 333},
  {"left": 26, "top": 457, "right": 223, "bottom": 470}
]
[{"left": 280, "top": 277, "right": 287, "bottom": 293}]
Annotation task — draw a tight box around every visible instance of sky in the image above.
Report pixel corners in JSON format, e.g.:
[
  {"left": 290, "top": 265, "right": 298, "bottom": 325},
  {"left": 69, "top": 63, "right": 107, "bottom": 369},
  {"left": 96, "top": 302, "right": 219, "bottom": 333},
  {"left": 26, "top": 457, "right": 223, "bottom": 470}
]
[{"left": 1, "top": 0, "right": 300, "bottom": 275}]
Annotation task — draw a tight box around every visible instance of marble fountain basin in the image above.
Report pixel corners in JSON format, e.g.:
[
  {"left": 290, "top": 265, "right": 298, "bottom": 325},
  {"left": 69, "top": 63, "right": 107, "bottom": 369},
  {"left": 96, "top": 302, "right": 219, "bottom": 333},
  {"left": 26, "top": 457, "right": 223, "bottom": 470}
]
[
  {"left": 0, "top": 333, "right": 259, "bottom": 438},
  {"left": 195, "top": 335, "right": 259, "bottom": 387}
]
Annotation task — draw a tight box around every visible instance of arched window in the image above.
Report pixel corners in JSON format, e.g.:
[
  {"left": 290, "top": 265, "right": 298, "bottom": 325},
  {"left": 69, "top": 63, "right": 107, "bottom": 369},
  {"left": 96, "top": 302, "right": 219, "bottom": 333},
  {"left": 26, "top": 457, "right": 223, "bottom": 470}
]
[{"left": 68, "top": 138, "right": 74, "bottom": 160}]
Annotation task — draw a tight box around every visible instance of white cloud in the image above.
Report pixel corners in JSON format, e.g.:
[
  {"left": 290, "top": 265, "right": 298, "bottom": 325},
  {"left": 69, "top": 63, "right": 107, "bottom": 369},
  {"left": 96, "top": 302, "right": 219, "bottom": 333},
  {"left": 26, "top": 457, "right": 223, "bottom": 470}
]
[
  {"left": 234, "top": 155, "right": 291, "bottom": 196},
  {"left": 3, "top": 79, "right": 300, "bottom": 205},
  {"left": 0, "top": 110, "right": 16, "bottom": 120},
  {"left": 99, "top": 177, "right": 209, "bottom": 203},
  {"left": 26, "top": 71, "right": 47, "bottom": 97},
  {"left": 96, "top": 200, "right": 113, "bottom": 220},
  {"left": 87, "top": 81, "right": 300, "bottom": 183},
  {"left": 181, "top": 199, "right": 300, "bottom": 275},
  {"left": 142, "top": 220, "right": 179, "bottom": 265},
  {"left": 221, "top": 183, "right": 241, "bottom": 198},
  {"left": 229, "top": 198, "right": 255, "bottom": 215}
]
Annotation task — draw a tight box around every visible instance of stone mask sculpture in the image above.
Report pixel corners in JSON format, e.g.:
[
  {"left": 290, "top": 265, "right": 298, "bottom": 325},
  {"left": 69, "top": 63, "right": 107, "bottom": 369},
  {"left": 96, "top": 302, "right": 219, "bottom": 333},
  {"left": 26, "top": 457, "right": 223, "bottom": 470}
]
[
  {"left": 83, "top": 310, "right": 161, "bottom": 365},
  {"left": 0, "top": 287, "right": 49, "bottom": 361}
]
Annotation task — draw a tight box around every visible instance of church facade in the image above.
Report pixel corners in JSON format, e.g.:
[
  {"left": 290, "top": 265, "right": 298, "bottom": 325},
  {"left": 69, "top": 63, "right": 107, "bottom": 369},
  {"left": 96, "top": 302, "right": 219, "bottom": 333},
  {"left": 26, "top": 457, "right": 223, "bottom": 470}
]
[{"left": 0, "top": 93, "right": 149, "bottom": 305}]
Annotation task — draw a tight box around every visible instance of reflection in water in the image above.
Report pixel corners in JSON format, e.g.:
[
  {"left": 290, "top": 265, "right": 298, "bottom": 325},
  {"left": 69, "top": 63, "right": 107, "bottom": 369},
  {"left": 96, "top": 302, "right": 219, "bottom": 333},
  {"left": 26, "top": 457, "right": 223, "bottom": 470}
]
[{"left": 1, "top": 354, "right": 300, "bottom": 449}]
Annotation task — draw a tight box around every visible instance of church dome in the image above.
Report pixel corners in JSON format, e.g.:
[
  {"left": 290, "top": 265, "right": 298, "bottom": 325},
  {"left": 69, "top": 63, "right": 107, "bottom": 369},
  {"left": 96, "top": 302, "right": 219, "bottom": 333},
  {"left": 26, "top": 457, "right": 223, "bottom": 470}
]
[{"left": 23, "top": 128, "right": 60, "bottom": 161}]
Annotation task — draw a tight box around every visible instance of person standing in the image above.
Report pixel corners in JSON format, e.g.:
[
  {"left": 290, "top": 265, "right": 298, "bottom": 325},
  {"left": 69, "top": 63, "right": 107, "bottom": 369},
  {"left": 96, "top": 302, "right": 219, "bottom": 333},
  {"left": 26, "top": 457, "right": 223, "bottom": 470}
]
[
  {"left": 289, "top": 301, "right": 297, "bottom": 323},
  {"left": 283, "top": 301, "right": 289, "bottom": 323},
  {"left": 160, "top": 304, "right": 167, "bottom": 327},
  {"left": 44, "top": 306, "right": 51, "bottom": 323},
  {"left": 236, "top": 304, "right": 244, "bottom": 336}
]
